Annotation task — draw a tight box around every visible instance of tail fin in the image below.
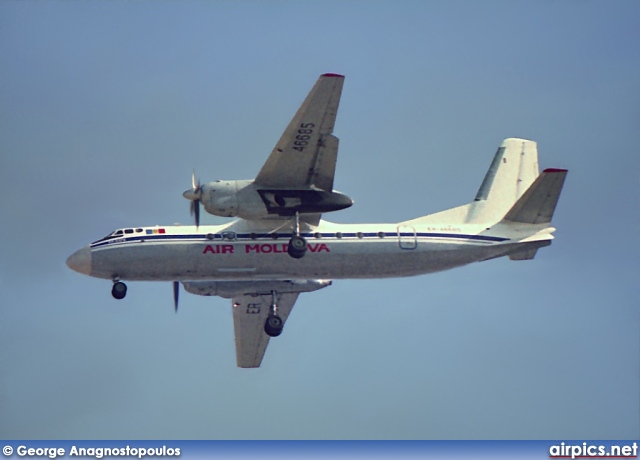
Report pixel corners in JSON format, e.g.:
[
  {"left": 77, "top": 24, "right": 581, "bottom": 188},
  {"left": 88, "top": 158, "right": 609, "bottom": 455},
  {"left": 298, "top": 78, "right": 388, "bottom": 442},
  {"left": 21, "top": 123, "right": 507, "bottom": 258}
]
[
  {"left": 503, "top": 168, "right": 568, "bottom": 224},
  {"left": 466, "top": 138, "right": 540, "bottom": 224},
  {"left": 401, "top": 138, "right": 566, "bottom": 230}
]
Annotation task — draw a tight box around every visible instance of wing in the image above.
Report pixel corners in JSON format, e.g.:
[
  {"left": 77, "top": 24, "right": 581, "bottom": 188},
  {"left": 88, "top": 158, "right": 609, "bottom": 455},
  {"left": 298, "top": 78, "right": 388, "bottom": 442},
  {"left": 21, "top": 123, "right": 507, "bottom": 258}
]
[
  {"left": 254, "top": 73, "right": 344, "bottom": 192},
  {"left": 232, "top": 292, "right": 299, "bottom": 368}
]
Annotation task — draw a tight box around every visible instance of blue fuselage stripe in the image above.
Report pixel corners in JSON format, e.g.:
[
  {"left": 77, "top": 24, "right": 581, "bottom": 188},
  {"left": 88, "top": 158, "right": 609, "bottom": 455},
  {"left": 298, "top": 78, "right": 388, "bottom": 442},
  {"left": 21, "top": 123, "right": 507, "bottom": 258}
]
[{"left": 90, "top": 232, "right": 508, "bottom": 249}]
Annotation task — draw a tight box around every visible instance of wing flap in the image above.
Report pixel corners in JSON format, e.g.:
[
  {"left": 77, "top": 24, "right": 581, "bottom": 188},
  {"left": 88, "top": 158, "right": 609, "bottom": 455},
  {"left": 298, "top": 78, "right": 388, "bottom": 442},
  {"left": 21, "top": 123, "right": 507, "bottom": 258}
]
[
  {"left": 312, "top": 134, "right": 339, "bottom": 192},
  {"left": 254, "top": 74, "right": 344, "bottom": 190},
  {"left": 232, "top": 292, "right": 299, "bottom": 368}
]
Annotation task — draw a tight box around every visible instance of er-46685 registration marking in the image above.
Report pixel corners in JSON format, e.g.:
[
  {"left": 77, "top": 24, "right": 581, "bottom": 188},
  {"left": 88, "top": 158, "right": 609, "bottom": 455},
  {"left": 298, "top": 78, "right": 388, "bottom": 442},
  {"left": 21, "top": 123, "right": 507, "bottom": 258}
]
[{"left": 292, "top": 123, "right": 315, "bottom": 152}]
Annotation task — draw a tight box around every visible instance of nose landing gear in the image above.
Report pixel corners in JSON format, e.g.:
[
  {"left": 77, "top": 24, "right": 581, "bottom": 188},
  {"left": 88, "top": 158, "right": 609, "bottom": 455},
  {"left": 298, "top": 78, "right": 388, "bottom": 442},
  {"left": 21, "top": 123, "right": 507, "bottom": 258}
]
[
  {"left": 264, "top": 290, "right": 284, "bottom": 337},
  {"left": 287, "top": 212, "right": 308, "bottom": 259},
  {"left": 111, "top": 279, "right": 127, "bottom": 300}
]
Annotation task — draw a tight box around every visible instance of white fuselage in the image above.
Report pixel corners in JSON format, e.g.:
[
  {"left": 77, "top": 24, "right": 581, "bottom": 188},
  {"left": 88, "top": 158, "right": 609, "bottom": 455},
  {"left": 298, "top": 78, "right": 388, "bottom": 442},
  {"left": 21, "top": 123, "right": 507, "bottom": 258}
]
[{"left": 73, "top": 219, "right": 530, "bottom": 283}]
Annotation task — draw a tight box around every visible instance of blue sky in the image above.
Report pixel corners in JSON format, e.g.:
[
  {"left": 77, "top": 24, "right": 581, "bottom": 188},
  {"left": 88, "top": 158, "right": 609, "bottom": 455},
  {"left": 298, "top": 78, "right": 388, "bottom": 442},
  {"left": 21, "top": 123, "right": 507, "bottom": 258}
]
[{"left": 1, "top": 1, "right": 638, "bottom": 439}]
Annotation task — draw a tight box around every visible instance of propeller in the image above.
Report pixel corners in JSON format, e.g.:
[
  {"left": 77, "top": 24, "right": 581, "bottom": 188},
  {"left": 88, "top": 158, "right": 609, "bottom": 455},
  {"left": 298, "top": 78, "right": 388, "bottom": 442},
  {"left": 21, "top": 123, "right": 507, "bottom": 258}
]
[
  {"left": 173, "top": 281, "right": 180, "bottom": 313},
  {"left": 183, "top": 170, "right": 202, "bottom": 228}
]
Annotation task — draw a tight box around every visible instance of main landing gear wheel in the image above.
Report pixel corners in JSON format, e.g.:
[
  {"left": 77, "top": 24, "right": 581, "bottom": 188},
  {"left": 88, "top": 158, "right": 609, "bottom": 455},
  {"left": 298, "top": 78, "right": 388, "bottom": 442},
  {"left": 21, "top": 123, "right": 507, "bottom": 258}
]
[
  {"left": 264, "top": 314, "right": 284, "bottom": 337},
  {"left": 111, "top": 281, "right": 127, "bottom": 300},
  {"left": 264, "top": 290, "right": 284, "bottom": 337},
  {"left": 287, "top": 211, "right": 307, "bottom": 259},
  {"left": 287, "top": 235, "right": 307, "bottom": 259}
]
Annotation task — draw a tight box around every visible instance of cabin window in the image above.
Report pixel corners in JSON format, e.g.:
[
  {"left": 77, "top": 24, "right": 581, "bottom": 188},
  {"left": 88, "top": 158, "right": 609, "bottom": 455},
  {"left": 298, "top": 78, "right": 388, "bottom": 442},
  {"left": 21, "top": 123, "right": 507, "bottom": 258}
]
[
  {"left": 357, "top": 232, "right": 364, "bottom": 239},
  {"left": 336, "top": 232, "right": 343, "bottom": 239},
  {"left": 135, "top": 228, "right": 143, "bottom": 233},
  {"left": 206, "top": 233, "right": 215, "bottom": 240},
  {"left": 314, "top": 232, "right": 321, "bottom": 239},
  {"left": 222, "top": 231, "right": 236, "bottom": 240},
  {"left": 378, "top": 232, "right": 385, "bottom": 238},
  {"left": 249, "top": 233, "right": 257, "bottom": 240},
  {"left": 271, "top": 233, "right": 278, "bottom": 240}
]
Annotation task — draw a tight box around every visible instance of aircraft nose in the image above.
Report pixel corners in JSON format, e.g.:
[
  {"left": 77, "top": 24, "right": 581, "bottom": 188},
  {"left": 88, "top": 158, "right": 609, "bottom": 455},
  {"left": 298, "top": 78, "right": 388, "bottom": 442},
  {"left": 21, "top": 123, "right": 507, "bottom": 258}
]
[{"left": 66, "top": 246, "right": 92, "bottom": 275}]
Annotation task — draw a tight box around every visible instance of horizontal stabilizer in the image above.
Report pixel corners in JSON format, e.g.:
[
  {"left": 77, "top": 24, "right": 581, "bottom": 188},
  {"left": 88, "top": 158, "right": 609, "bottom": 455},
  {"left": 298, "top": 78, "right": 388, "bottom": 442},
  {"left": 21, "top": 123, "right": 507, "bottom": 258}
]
[
  {"left": 509, "top": 248, "right": 539, "bottom": 260},
  {"left": 507, "top": 240, "right": 552, "bottom": 261},
  {"left": 503, "top": 169, "right": 567, "bottom": 224}
]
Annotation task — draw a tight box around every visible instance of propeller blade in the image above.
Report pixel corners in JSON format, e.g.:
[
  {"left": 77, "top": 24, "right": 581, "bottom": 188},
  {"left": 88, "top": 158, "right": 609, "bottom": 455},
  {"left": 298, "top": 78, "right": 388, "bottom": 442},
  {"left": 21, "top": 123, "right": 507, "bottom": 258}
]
[
  {"left": 185, "top": 170, "right": 202, "bottom": 229},
  {"left": 191, "top": 170, "right": 198, "bottom": 191},
  {"left": 173, "top": 281, "right": 179, "bottom": 313},
  {"left": 194, "top": 199, "right": 200, "bottom": 228}
]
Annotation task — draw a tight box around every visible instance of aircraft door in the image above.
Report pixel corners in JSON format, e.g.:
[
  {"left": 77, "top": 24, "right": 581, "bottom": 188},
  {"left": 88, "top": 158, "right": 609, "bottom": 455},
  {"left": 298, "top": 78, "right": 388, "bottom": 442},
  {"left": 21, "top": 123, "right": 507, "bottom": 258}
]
[{"left": 397, "top": 225, "right": 417, "bottom": 250}]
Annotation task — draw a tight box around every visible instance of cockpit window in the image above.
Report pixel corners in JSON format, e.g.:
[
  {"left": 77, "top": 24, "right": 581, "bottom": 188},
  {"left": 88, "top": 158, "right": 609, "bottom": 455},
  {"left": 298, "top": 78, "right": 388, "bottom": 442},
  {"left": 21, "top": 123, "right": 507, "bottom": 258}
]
[
  {"left": 93, "top": 229, "right": 124, "bottom": 245},
  {"left": 124, "top": 229, "right": 134, "bottom": 234}
]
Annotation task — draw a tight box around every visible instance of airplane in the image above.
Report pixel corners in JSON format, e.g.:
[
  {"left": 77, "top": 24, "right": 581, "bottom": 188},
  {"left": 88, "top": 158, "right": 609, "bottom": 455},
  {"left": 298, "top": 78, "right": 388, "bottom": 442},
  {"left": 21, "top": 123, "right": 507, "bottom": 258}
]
[{"left": 66, "top": 73, "right": 568, "bottom": 368}]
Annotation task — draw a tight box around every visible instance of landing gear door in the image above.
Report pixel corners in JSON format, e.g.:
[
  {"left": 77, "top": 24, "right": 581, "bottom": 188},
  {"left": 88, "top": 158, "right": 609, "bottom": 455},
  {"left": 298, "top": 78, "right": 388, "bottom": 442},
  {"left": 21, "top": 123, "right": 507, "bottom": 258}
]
[{"left": 397, "top": 225, "right": 417, "bottom": 250}]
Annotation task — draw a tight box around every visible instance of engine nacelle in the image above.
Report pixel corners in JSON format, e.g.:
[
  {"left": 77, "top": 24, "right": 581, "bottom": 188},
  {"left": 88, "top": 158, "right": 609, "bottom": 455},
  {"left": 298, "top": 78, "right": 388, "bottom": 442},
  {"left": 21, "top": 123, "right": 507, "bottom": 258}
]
[
  {"left": 200, "top": 180, "right": 353, "bottom": 220},
  {"left": 200, "top": 180, "right": 242, "bottom": 218}
]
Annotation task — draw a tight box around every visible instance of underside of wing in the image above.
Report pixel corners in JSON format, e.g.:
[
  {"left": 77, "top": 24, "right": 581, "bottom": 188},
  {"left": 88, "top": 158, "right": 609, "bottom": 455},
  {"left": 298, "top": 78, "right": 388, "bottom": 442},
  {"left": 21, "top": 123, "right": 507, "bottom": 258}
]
[
  {"left": 254, "top": 73, "right": 344, "bottom": 191},
  {"left": 232, "top": 292, "right": 299, "bottom": 368}
]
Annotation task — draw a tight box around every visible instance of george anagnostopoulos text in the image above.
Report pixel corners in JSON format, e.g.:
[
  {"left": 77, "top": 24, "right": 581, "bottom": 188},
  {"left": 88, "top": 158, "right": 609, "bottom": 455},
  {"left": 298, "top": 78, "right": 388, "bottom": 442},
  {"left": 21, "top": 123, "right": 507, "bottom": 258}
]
[{"left": 13, "top": 445, "right": 180, "bottom": 459}]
